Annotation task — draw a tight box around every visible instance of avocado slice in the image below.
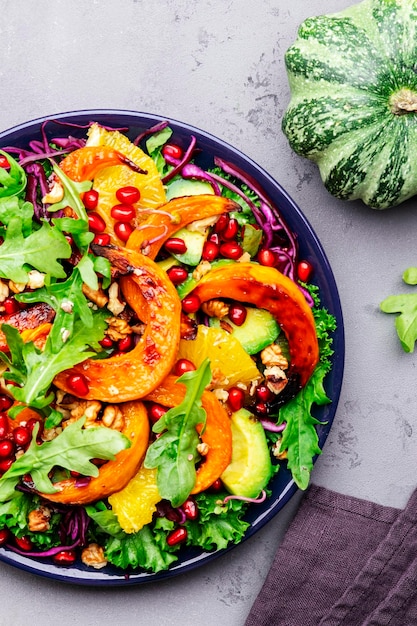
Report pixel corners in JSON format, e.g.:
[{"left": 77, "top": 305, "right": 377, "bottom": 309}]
[
  {"left": 165, "top": 178, "right": 214, "bottom": 201},
  {"left": 209, "top": 307, "right": 279, "bottom": 355},
  {"left": 221, "top": 408, "right": 273, "bottom": 498}
]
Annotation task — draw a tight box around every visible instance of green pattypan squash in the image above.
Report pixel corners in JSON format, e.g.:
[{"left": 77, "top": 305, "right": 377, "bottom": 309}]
[{"left": 282, "top": 0, "right": 417, "bottom": 209}]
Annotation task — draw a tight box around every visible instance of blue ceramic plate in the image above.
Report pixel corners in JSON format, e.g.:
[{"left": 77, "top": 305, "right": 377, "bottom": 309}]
[{"left": 0, "top": 110, "right": 344, "bottom": 585}]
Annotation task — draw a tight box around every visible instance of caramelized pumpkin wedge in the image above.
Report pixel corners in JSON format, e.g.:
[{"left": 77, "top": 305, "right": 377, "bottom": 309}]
[
  {"left": 146, "top": 375, "right": 232, "bottom": 494},
  {"left": 190, "top": 262, "right": 319, "bottom": 387},
  {"left": 54, "top": 245, "right": 182, "bottom": 402},
  {"left": 40, "top": 400, "right": 150, "bottom": 505},
  {"left": 59, "top": 145, "right": 145, "bottom": 182},
  {"left": 126, "top": 195, "right": 239, "bottom": 259},
  {"left": 0, "top": 303, "right": 54, "bottom": 352}
]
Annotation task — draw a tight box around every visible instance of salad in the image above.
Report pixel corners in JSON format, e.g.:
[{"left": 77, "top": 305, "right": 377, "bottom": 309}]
[{"left": 0, "top": 117, "right": 336, "bottom": 576}]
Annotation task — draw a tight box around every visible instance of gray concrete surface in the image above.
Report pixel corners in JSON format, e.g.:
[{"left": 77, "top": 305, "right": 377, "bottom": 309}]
[{"left": 1, "top": 0, "right": 416, "bottom": 624}]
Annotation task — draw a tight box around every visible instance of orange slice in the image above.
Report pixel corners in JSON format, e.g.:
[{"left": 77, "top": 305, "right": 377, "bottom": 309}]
[
  {"left": 108, "top": 465, "right": 161, "bottom": 533},
  {"left": 177, "top": 325, "right": 261, "bottom": 389},
  {"left": 86, "top": 123, "right": 166, "bottom": 245}
]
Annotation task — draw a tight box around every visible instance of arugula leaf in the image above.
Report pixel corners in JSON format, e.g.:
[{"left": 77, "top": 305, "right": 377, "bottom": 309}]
[
  {"left": 380, "top": 269, "right": 417, "bottom": 352},
  {"left": 0, "top": 418, "right": 130, "bottom": 501},
  {"left": 144, "top": 359, "right": 211, "bottom": 507},
  {"left": 0, "top": 150, "right": 26, "bottom": 198},
  {"left": 104, "top": 518, "right": 179, "bottom": 573},
  {"left": 1, "top": 308, "right": 107, "bottom": 408},
  {"left": 185, "top": 491, "right": 250, "bottom": 551},
  {"left": 0, "top": 217, "right": 71, "bottom": 283},
  {"left": 50, "top": 164, "right": 91, "bottom": 220},
  {"left": 85, "top": 502, "right": 124, "bottom": 538},
  {"left": 279, "top": 364, "right": 331, "bottom": 490}
]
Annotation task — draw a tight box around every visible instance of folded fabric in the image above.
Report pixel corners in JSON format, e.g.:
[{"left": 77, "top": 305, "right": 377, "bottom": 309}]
[{"left": 245, "top": 484, "right": 417, "bottom": 626}]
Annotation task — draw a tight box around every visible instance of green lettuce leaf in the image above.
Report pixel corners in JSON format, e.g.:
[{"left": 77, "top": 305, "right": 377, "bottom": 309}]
[
  {"left": 0, "top": 417, "right": 130, "bottom": 501},
  {"left": 104, "top": 518, "right": 179, "bottom": 573},
  {"left": 0, "top": 150, "right": 26, "bottom": 198},
  {"left": 144, "top": 359, "right": 211, "bottom": 507},
  {"left": 185, "top": 492, "right": 250, "bottom": 551},
  {"left": 380, "top": 268, "right": 417, "bottom": 353}
]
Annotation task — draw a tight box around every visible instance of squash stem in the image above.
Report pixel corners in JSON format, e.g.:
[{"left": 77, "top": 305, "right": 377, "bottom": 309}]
[{"left": 389, "top": 88, "right": 417, "bottom": 115}]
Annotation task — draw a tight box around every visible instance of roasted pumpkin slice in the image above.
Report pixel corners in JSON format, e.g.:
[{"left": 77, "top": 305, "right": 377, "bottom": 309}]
[
  {"left": 39, "top": 400, "right": 150, "bottom": 506},
  {"left": 146, "top": 375, "right": 232, "bottom": 494},
  {"left": 126, "top": 194, "right": 239, "bottom": 259},
  {"left": 54, "top": 246, "right": 182, "bottom": 402},
  {"left": 190, "top": 262, "right": 319, "bottom": 387}
]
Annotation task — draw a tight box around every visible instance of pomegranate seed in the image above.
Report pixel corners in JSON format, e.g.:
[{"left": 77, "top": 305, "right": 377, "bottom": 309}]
[
  {"left": 83, "top": 189, "right": 99, "bottom": 210},
  {"left": 3, "top": 297, "right": 20, "bottom": 315},
  {"left": 208, "top": 233, "right": 220, "bottom": 245},
  {"left": 219, "top": 242, "right": 243, "bottom": 260},
  {"left": 229, "top": 304, "right": 247, "bottom": 327},
  {"left": 64, "top": 234, "right": 74, "bottom": 247},
  {"left": 99, "top": 336, "right": 114, "bottom": 348},
  {"left": 116, "top": 185, "right": 141, "bottom": 204},
  {"left": 164, "top": 237, "right": 187, "bottom": 255},
  {"left": 167, "top": 266, "right": 188, "bottom": 285},
  {"left": 221, "top": 218, "right": 239, "bottom": 241},
  {"left": 181, "top": 498, "right": 198, "bottom": 520},
  {"left": 148, "top": 403, "right": 168, "bottom": 425},
  {"left": 214, "top": 213, "right": 229, "bottom": 233},
  {"left": 93, "top": 233, "right": 111, "bottom": 246},
  {"left": 88, "top": 212, "right": 106, "bottom": 233},
  {"left": 0, "top": 440, "right": 14, "bottom": 459},
  {"left": 202, "top": 241, "right": 219, "bottom": 262},
  {"left": 114, "top": 221, "right": 134, "bottom": 243},
  {"left": 181, "top": 294, "right": 201, "bottom": 314},
  {"left": 173, "top": 359, "right": 196, "bottom": 376},
  {"left": 297, "top": 260, "right": 313, "bottom": 283},
  {"left": 228, "top": 387, "right": 246, "bottom": 412},
  {"left": 255, "top": 401, "right": 270, "bottom": 416},
  {"left": 111, "top": 203, "right": 136, "bottom": 221},
  {"left": 209, "top": 478, "right": 223, "bottom": 491},
  {"left": 67, "top": 373, "right": 90, "bottom": 397},
  {"left": 25, "top": 417, "right": 41, "bottom": 434},
  {"left": 0, "top": 414, "right": 9, "bottom": 439},
  {"left": 0, "top": 155, "right": 10, "bottom": 169},
  {"left": 53, "top": 550, "right": 77, "bottom": 565},
  {"left": 118, "top": 335, "right": 133, "bottom": 352},
  {"left": 0, "top": 396, "right": 12, "bottom": 412},
  {"left": 0, "top": 528, "right": 10, "bottom": 545},
  {"left": 167, "top": 527, "right": 188, "bottom": 547},
  {"left": 258, "top": 248, "right": 277, "bottom": 267},
  {"left": 162, "top": 144, "right": 183, "bottom": 161},
  {"left": 13, "top": 426, "right": 31, "bottom": 448},
  {"left": 14, "top": 536, "right": 33, "bottom": 551},
  {"left": 0, "top": 459, "right": 13, "bottom": 473},
  {"left": 255, "top": 384, "right": 274, "bottom": 403}
]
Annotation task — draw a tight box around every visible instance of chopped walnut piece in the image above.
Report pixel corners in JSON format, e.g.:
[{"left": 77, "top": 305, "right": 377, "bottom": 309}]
[
  {"left": 28, "top": 506, "right": 51, "bottom": 532},
  {"left": 82, "top": 283, "right": 108, "bottom": 308},
  {"left": 192, "top": 260, "right": 212, "bottom": 281},
  {"left": 197, "top": 442, "right": 209, "bottom": 456},
  {"left": 8, "top": 280, "right": 26, "bottom": 294},
  {"left": 106, "top": 316, "right": 133, "bottom": 341},
  {"left": 107, "top": 282, "right": 125, "bottom": 316},
  {"left": 201, "top": 299, "right": 230, "bottom": 319},
  {"left": 208, "top": 367, "right": 229, "bottom": 389},
  {"left": 264, "top": 365, "right": 288, "bottom": 395},
  {"left": 101, "top": 405, "right": 124, "bottom": 430},
  {"left": 237, "top": 251, "right": 251, "bottom": 263},
  {"left": 0, "top": 280, "right": 9, "bottom": 303},
  {"left": 272, "top": 440, "right": 288, "bottom": 460},
  {"left": 260, "top": 344, "right": 289, "bottom": 369},
  {"left": 81, "top": 543, "right": 108, "bottom": 570},
  {"left": 212, "top": 388, "right": 229, "bottom": 403},
  {"left": 187, "top": 215, "right": 218, "bottom": 233}
]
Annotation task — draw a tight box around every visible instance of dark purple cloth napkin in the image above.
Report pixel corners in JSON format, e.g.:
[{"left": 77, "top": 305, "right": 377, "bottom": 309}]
[{"left": 245, "top": 484, "right": 417, "bottom": 626}]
